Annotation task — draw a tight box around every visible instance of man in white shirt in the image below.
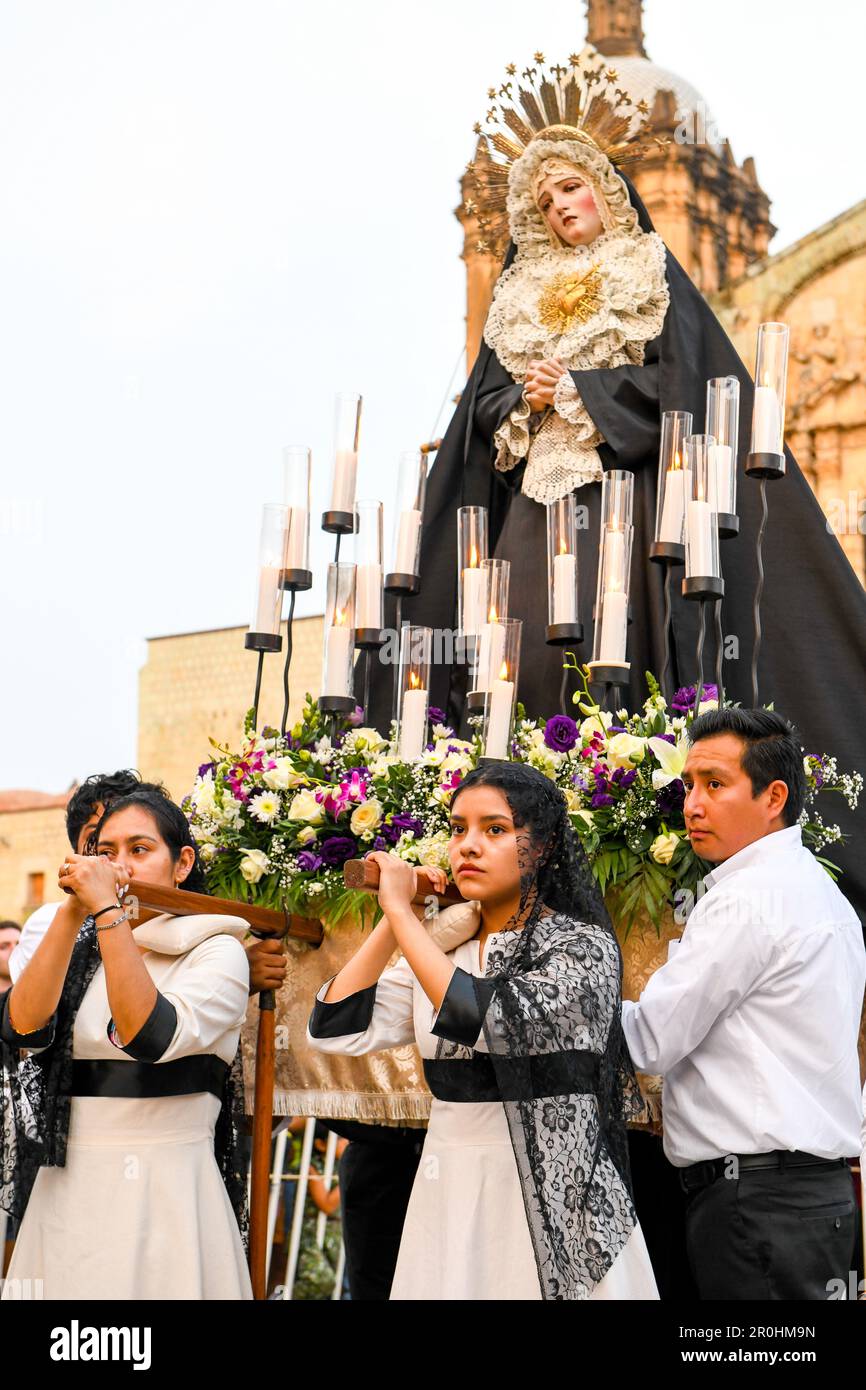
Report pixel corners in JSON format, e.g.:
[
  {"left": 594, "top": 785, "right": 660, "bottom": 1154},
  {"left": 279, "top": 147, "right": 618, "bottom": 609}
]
[{"left": 622, "top": 708, "right": 864, "bottom": 1300}]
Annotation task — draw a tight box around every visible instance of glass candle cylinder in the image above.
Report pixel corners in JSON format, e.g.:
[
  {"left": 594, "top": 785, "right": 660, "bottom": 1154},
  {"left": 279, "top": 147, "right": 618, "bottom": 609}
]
[
  {"left": 472, "top": 559, "right": 511, "bottom": 694},
  {"left": 706, "top": 378, "right": 740, "bottom": 532},
  {"left": 481, "top": 620, "right": 522, "bottom": 760},
  {"left": 683, "top": 436, "right": 723, "bottom": 598},
  {"left": 321, "top": 562, "right": 356, "bottom": 700},
  {"left": 396, "top": 626, "right": 432, "bottom": 761},
  {"left": 590, "top": 471, "right": 634, "bottom": 675},
  {"left": 388, "top": 451, "right": 428, "bottom": 584},
  {"left": 248, "top": 503, "right": 289, "bottom": 641},
  {"left": 282, "top": 446, "right": 312, "bottom": 581},
  {"left": 326, "top": 393, "right": 362, "bottom": 522},
  {"left": 457, "top": 506, "right": 489, "bottom": 637},
  {"left": 652, "top": 411, "right": 693, "bottom": 556},
  {"left": 748, "top": 323, "right": 789, "bottom": 477},
  {"left": 547, "top": 495, "right": 580, "bottom": 626},
  {"left": 354, "top": 499, "right": 384, "bottom": 636}
]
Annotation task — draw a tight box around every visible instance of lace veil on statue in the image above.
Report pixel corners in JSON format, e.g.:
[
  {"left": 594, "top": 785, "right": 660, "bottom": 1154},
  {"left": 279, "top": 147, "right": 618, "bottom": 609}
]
[{"left": 440, "top": 761, "right": 643, "bottom": 1299}]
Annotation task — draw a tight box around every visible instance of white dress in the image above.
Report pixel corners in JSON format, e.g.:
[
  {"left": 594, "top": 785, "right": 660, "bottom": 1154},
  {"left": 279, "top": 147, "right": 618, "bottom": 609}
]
[
  {"left": 309, "top": 934, "right": 659, "bottom": 1301},
  {"left": 3, "top": 913, "right": 253, "bottom": 1301}
]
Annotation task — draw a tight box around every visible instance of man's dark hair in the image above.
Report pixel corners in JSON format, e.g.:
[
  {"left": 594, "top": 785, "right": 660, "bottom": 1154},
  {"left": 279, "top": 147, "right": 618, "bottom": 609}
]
[
  {"left": 66, "top": 770, "right": 144, "bottom": 849},
  {"left": 0, "top": 920, "right": 21, "bottom": 935},
  {"left": 687, "top": 708, "right": 806, "bottom": 827}
]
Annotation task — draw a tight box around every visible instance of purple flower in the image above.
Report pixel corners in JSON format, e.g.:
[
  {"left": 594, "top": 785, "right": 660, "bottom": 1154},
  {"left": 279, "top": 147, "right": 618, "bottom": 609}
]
[
  {"left": 591, "top": 792, "right": 614, "bottom": 809},
  {"left": 296, "top": 850, "right": 323, "bottom": 872},
  {"left": 197, "top": 760, "right": 216, "bottom": 779},
  {"left": 671, "top": 684, "right": 719, "bottom": 714},
  {"left": 543, "top": 715, "right": 579, "bottom": 753},
  {"left": 320, "top": 836, "right": 357, "bottom": 867},
  {"left": 346, "top": 705, "right": 365, "bottom": 727},
  {"left": 384, "top": 813, "right": 424, "bottom": 843},
  {"left": 656, "top": 780, "right": 685, "bottom": 818},
  {"left": 427, "top": 707, "right": 446, "bottom": 727},
  {"left": 372, "top": 836, "right": 388, "bottom": 853}
]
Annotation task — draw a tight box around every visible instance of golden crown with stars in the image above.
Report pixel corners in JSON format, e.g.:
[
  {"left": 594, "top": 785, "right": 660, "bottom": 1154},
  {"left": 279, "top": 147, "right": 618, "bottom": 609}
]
[{"left": 466, "top": 45, "right": 665, "bottom": 255}]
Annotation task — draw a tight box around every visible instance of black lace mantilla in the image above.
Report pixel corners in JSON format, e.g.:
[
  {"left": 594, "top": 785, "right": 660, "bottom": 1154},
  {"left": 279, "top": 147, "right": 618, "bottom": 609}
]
[{"left": 438, "top": 762, "right": 643, "bottom": 1300}]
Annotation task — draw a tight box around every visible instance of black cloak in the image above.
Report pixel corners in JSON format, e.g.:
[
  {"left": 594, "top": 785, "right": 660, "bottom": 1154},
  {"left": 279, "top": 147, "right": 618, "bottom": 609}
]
[{"left": 367, "top": 177, "right": 866, "bottom": 918}]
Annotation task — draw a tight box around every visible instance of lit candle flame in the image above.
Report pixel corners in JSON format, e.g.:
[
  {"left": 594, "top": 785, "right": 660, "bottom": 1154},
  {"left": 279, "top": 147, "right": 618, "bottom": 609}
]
[
  {"left": 559, "top": 539, "right": 568, "bottom": 555},
  {"left": 469, "top": 545, "right": 478, "bottom": 568},
  {"left": 498, "top": 661, "right": 509, "bottom": 681},
  {"left": 489, "top": 604, "right": 498, "bottom": 623},
  {"left": 672, "top": 449, "right": 682, "bottom": 471}
]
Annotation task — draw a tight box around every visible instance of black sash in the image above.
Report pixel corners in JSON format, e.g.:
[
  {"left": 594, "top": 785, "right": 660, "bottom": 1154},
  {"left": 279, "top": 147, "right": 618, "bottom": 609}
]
[
  {"left": 71, "top": 1054, "right": 228, "bottom": 1100},
  {"left": 423, "top": 1050, "right": 600, "bottom": 1104}
]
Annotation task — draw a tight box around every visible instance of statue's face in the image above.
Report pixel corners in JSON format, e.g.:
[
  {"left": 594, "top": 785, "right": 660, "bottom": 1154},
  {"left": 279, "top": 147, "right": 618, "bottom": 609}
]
[{"left": 537, "top": 173, "right": 603, "bottom": 247}]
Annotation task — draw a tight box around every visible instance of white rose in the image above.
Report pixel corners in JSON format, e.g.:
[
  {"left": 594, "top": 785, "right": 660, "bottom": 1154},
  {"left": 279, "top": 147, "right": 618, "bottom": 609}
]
[
  {"left": 217, "top": 794, "right": 245, "bottom": 830},
  {"left": 650, "top": 832, "right": 680, "bottom": 866},
  {"left": 579, "top": 715, "right": 609, "bottom": 742},
  {"left": 350, "top": 727, "right": 387, "bottom": 753},
  {"left": 199, "top": 842, "right": 217, "bottom": 863},
  {"left": 263, "top": 758, "right": 305, "bottom": 792},
  {"left": 350, "top": 799, "right": 383, "bottom": 835},
  {"left": 288, "top": 790, "right": 324, "bottom": 824},
  {"left": 296, "top": 825, "right": 318, "bottom": 846},
  {"left": 606, "top": 733, "right": 646, "bottom": 769},
  {"left": 239, "top": 848, "right": 270, "bottom": 884}
]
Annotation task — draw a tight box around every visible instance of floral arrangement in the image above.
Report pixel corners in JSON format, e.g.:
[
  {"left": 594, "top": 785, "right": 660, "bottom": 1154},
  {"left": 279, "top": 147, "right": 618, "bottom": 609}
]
[{"left": 184, "top": 669, "right": 861, "bottom": 934}]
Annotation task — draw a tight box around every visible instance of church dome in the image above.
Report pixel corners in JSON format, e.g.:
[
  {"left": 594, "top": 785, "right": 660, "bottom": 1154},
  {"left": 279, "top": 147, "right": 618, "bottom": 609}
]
[{"left": 613, "top": 54, "right": 723, "bottom": 152}]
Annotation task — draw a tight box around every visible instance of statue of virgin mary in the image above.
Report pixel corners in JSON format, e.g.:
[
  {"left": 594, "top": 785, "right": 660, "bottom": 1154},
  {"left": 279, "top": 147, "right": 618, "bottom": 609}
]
[{"left": 369, "top": 47, "right": 866, "bottom": 917}]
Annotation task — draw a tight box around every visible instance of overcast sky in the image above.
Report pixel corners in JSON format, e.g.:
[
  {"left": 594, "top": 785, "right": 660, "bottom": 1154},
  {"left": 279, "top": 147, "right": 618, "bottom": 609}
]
[{"left": 2, "top": 0, "right": 863, "bottom": 793}]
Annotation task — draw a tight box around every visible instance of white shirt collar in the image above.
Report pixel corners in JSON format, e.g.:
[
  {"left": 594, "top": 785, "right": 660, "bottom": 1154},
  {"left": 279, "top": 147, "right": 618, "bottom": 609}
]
[{"left": 702, "top": 825, "right": 803, "bottom": 892}]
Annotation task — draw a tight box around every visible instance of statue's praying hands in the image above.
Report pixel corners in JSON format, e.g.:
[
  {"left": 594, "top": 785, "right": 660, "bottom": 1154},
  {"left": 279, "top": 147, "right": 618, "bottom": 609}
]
[{"left": 524, "top": 356, "right": 567, "bottom": 411}]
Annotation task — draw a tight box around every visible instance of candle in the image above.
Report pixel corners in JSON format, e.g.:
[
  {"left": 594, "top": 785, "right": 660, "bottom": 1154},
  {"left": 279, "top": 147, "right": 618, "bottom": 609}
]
[
  {"left": 552, "top": 552, "right": 577, "bottom": 624},
  {"left": 485, "top": 674, "right": 514, "bottom": 759},
  {"left": 475, "top": 620, "right": 506, "bottom": 692},
  {"left": 254, "top": 566, "right": 280, "bottom": 634},
  {"left": 604, "top": 526, "right": 626, "bottom": 590},
  {"left": 687, "top": 498, "right": 714, "bottom": 577},
  {"left": 708, "top": 444, "right": 733, "bottom": 514},
  {"left": 324, "top": 621, "right": 352, "bottom": 697},
  {"left": 752, "top": 385, "right": 782, "bottom": 454},
  {"left": 462, "top": 564, "right": 487, "bottom": 635},
  {"left": 399, "top": 683, "right": 428, "bottom": 760},
  {"left": 395, "top": 509, "right": 422, "bottom": 575},
  {"left": 286, "top": 506, "right": 308, "bottom": 569},
  {"left": 330, "top": 448, "right": 357, "bottom": 513},
  {"left": 658, "top": 466, "right": 691, "bottom": 544},
  {"left": 597, "top": 589, "right": 627, "bottom": 664},
  {"left": 356, "top": 563, "right": 382, "bottom": 629}
]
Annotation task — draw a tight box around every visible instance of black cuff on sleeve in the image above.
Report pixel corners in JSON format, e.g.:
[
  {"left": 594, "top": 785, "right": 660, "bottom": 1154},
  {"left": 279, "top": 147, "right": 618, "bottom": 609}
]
[
  {"left": 0, "top": 990, "right": 56, "bottom": 1051},
  {"left": 308, "top": 983, "right": 377, "bottom": 1040},
  {"left": 109, "top": 992, "right": 178, "bottom": 1062},
  {"left": 431, "top": 968, "right": 496, "bottom": 1048}
]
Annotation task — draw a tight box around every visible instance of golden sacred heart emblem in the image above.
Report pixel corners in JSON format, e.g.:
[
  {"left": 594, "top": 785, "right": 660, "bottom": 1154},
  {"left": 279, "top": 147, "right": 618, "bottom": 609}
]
[{"left": 538, "top": 265, "right": 603, "bottom": 333}]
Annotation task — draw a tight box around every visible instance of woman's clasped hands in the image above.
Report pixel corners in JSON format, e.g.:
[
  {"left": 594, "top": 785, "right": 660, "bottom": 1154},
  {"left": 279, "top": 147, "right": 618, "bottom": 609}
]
[
  {"left": 58, "top": 854, "right": 127, "bottom": 916},
  {"left": 365, "top": 851, "right": 448, "bottom": 922}
]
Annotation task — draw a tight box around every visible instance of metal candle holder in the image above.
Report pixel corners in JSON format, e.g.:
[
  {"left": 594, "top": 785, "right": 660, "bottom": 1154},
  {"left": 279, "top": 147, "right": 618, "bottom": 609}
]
[
  {"left": 746, "top": 323, "right": 789, "bottom": 480},
  {"left": 322, "top": 393, "right": 362, "bottom": 536}
]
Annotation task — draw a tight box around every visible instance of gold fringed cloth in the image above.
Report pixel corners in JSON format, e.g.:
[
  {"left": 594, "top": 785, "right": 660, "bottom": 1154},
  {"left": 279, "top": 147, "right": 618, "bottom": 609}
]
[
  {"left": 616, "top": 907, "right": 684, "bottom": 1133},
  {"left": 240, "top": 921, "right": 431, "bottom": 1125}
]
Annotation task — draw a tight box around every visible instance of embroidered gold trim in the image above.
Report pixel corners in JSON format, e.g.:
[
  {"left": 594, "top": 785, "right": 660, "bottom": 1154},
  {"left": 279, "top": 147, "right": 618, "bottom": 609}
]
[{"left": 538, "top": 265, "right": 603, "bottom": 333}]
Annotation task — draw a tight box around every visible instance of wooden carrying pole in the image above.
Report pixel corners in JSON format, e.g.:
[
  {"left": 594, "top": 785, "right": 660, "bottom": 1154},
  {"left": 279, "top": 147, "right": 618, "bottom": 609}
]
[
  {"left": 120, "top": 878, "right": 322, "bottom": 1299},
  {"left": 343, "top": 858, "right": 465, "bottom": 906}
]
